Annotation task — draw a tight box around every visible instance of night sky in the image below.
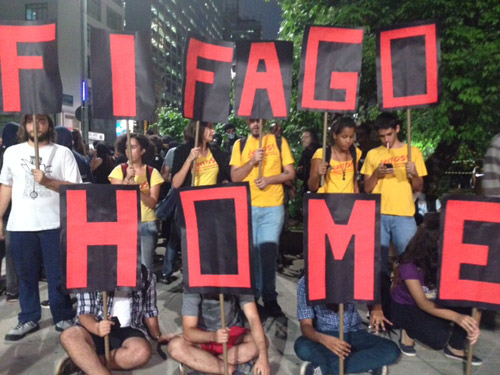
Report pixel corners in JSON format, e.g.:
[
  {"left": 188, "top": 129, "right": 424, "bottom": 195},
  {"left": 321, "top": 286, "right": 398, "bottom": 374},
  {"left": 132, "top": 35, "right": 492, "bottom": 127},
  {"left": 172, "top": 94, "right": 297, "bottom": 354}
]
[{"left": 239, "top": 0, "right": 282, "bottom": 39}]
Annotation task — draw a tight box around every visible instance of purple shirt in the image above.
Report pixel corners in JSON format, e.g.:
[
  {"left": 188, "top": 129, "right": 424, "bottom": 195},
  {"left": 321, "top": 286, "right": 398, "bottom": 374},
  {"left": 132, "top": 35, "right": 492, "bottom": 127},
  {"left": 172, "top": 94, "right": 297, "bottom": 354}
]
[{"left": 392, "top": 262, "right": 427, "bottom": 305}]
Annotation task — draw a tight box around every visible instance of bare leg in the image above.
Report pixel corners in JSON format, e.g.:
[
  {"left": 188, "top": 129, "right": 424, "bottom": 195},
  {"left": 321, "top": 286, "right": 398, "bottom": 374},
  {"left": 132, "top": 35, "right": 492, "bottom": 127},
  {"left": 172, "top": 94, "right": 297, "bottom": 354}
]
[
  {"left": 59, "top": 326, "right": 111, "bottom": 375},
  {"left": 224, "top": 331, "right": 262, "bottom": 365},
  {"left": 107, "top": 337, "right": 152, "bottom": 370},
  {"left": 168, "top": 336, "right": 236, "bottom": 374}
]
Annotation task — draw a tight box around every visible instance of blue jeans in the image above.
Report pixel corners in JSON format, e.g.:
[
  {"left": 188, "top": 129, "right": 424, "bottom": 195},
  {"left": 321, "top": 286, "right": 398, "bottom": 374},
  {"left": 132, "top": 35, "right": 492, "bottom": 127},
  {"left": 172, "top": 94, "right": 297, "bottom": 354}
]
[
  {"left": 251, "top": 205, "right": 284, "bottom": 303},
  {"left": 10, "top": 230, "right": 74, "bottom": 324},
  {"left": 294, "top": 330, "right": 400, "bottom": 375},
  {"left": 141, "top": 221, "right": 158, "bottom": 270},
  {"left": 380, "top": 215, "right": 417, "bottom": 274}
]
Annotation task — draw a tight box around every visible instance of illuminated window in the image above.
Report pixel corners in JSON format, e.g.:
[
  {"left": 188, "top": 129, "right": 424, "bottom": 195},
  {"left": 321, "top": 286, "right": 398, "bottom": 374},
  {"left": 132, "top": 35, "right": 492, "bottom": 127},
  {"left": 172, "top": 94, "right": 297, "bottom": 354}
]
[{"left": 25, "top": 3, "right": 48, "bottom": 20}]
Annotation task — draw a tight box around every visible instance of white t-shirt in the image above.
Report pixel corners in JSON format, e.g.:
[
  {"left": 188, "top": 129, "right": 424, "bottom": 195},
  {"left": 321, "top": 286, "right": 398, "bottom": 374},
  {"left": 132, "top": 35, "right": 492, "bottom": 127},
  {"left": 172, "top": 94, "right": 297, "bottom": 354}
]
[
  {"left": 111, "top": 290, "right": 132, "bottom": 328},
  {"left": 0, "top": 142, "right": 82, "bottom": 231}
]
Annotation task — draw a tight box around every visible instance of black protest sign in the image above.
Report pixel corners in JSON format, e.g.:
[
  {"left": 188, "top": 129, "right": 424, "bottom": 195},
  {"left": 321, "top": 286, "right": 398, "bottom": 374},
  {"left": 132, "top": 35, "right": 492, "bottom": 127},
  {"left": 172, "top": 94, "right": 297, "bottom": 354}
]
[
  {"left": 234, "top": 40, "right": 293, "bottom": 119},
  {"left": 438, "top": 195, "right": 500, "bottom": 310},
  {"left": 377, "top": 20, "right": 440, "bottom": 110},
  {"left": 176, "top": 183, "right": 254, "bottom": 295},
  {"left": 182, "top": 33, "right": 234, "bottom": 123},
  {"left": 91, "top": 29, "right": 155, "bottom": 120},
  {"left": 298, "top": 25, "right": 364, "bottom": 112},
  {"left": 60, "top": 185, "right": 141, "bottom": 293},
  {"left": 304, "top": 194, "right": 381, "bottom": 305},
  {"left": 0, "top": 20, "right": 62, "bottom": 114}
]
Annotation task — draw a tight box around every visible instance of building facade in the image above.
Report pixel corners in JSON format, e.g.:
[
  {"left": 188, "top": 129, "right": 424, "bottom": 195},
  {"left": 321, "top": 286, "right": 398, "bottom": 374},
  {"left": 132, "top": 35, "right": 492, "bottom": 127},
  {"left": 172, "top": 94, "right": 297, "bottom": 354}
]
[{"left": 0, "top": 0, "right": 125, "bottom": 143}]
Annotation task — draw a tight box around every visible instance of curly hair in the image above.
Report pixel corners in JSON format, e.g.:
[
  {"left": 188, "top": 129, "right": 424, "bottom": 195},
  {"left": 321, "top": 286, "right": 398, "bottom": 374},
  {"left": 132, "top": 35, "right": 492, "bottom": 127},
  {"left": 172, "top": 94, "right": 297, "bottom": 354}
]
[
  {"left": 115, "top": 133, "right": 154, "bottom": 164},
  {"left": 394, "top": 213, "right": 440, "bottom": 289}
]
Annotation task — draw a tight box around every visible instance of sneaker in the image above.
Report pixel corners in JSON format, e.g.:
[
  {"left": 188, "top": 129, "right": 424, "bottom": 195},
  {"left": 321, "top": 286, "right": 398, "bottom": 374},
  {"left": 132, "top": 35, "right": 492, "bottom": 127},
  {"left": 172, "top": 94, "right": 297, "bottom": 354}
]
[
  {"left": 41, "top": 299, "right": 50, "bottom": 308},
  {"left": 6, "top": 292, "right": 19, "bottom": 302},
  {"left": 55, "top": 356, "right": 81, "bottom": 375},
  {"left": 4, "top": 321, "right": 39, "bottom": 341},
  {"left": 300, "top": 362, "right": 322, "bottom": 375},
  {"left": 370, "top": 366, "right": 388, "bottom": 375},
  {"left": 399, "top": 340, "right": 416, "bottom": 356},
  {"left": 443, "top": 346, "right": 482, "bottom": 366},
  {"left": 55, "top": 319, "right": 74, "bottom": 332},
  {"left": 159, "top": 274, "right": 177, "bottom": 285},
  {"left": 264, "top": 300, "right": 284, "bottom": 317},
  {"left": 399, "top": 332, "right": 416, "bottom": 356}
]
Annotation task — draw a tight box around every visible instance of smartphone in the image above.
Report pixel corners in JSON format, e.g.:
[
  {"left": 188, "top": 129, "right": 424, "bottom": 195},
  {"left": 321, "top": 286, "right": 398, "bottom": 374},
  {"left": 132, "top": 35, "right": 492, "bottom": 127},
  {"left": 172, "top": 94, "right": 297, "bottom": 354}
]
[{"left": 384, "top": 163, "right": 394, "bottom": 169}]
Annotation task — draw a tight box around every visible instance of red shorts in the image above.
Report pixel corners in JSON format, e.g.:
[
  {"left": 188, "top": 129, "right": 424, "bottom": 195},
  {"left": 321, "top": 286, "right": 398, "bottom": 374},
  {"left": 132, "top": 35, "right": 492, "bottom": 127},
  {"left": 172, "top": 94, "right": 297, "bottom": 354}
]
[{"left": 201, "top": 326, "right": 248, "bottom": 355}]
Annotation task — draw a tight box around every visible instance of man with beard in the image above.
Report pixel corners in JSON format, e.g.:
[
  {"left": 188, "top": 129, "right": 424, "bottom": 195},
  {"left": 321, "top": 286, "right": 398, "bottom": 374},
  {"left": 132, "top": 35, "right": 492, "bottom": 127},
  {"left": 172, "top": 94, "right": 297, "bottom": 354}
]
[
  {"left": 230, "top": 119, "right": 295, "bottom": 317},
  {"left": 0, "top": 114, "right": 81, "bottom": 341}
]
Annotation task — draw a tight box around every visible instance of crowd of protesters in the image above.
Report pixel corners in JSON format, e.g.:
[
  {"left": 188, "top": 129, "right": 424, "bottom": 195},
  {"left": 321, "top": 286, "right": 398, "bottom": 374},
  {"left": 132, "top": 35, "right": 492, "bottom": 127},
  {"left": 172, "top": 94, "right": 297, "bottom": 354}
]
[{"left": 0, "top": 112, "right": 489, "bottom": 375}]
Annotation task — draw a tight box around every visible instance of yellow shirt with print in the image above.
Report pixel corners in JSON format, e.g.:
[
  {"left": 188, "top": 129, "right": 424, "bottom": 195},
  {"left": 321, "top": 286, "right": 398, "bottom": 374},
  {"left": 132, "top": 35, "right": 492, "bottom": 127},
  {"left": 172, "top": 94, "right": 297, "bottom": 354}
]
[
  {"left": 360, "top": 145, "right": 427, "bottom": 216},
  {"left": 195, "top": 149, "right": 219, "bottom": 186},
  {"left": 313, "top": 147, "right": 362, "bottom": 194},
  {"left": 230, "top": 134, "right": 294, "bottom": 207},
  {"left": 108, "top": 165, "right": 164, "bottom": 222}
]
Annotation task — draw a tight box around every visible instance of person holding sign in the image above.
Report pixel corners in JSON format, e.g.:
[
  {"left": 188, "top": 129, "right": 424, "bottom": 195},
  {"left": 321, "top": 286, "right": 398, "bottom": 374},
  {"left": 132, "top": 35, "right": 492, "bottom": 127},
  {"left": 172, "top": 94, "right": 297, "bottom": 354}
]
[
  {"left": 171, "top": 121, "right": 230, "bottom": 189},
  {"left": 109, "top": 134, "right": 163, "bottom": 270},
  {"left": 0, "top": 114, "right": 81, "bottom": 341},
  {"left": 230, "top": 119, "right": 295, "bottom": 317},
  {"left": 56, "top": 266, "right": 173, "bottom": 375},
  {"left": 308, "top": 117, "right": 361, "bottom": 194},
  {"left": 294, "top": 277, "right": 400, "bottom": 375},
  {"left": 391, "top": 215, "right": 482, "bottom": 364},
  {"left": 361, "top": 112, "right": 427, "bottom": 273},
  {"left": 167, "top": 293, "right": 270, "bottom": 375}
]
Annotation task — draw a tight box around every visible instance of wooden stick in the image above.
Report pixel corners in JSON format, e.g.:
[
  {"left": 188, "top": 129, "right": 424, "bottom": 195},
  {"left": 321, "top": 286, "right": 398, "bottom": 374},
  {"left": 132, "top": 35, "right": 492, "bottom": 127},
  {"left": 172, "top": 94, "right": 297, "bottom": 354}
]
[
  {"left": 126, "top": 123, "right": 133, "bottom": 167},
  {"left": 320, "top": 112, "right": 328, "bottom": 187},
  {"left": 406, "top": 109, "right": 412, "bottom": 162},
  {"left": 339, "top": 303, "right": 344, "bottom": 375},
  {"left": 258, "top": 119, "right": 264, "bottom": 179},
  {"left": 102, "top": 291, "right": 111, "bottom": 366},
  {"left": 191, "top": 121, "right": 200, "bottom": 186},
  {"left": 466, "top": 308, "right": 482, "bottom": 375},
  {"left": 33, "top": 114, "right": 40, "bottom": 169},
  {"left": 219, "top": 293, "right": 229, "bottom": 375}
]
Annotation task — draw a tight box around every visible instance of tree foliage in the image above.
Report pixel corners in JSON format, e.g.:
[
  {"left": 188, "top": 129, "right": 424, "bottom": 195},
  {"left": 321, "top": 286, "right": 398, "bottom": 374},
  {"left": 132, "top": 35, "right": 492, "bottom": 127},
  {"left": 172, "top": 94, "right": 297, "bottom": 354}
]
[{"left": 278, "top": 0, "right": 500, "bottom": 195}]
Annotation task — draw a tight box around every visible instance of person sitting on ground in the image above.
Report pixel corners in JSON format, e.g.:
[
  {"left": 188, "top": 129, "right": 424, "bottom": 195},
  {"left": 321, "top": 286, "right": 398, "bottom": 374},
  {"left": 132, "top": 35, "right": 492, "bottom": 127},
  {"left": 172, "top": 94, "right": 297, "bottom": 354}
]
[
  {"left": 294, "top": 276, "right": 400, "bottom": 375},
  {"left": 56, "top": 265, "right": 173, "bottom": 375},
  {"left": 167, "top": 293, "right": 270, "bottom": 375},
  {"left": 391, "top": 213, "right": 482, "bottom": 365}
]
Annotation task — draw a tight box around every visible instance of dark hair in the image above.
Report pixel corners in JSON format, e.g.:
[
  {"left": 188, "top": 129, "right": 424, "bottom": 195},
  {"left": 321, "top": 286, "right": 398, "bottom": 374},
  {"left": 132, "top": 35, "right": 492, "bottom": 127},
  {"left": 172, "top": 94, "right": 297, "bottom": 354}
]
[
  {"left": 72, "top": 129, "right": 87, "bottom": 156},
  {"left": 184, "top": 120, "right": 211, "bottom": 145},
  {"left": 303, "top": 129, "right": 319, "bottom": 144},
  {"left": 395, "top": 213, "right": 440, "bottom": 289},
  {"left": 374, "top": 112, "right": 402, "bottom": 131},
  {"left": 328, "top": 116, "right": 355, "bottom": 145},
  {"left": 224, "top": 123, "right": 236, "bottom": 131},
  {"left": 18, "top": 114, "right": 56, "bottom": 143},
  {"left": 148, "top": 134, "right": 163, "bottom": 154},
  {"left": 115, "top": 133, "right": 154, "bottom": 164}
]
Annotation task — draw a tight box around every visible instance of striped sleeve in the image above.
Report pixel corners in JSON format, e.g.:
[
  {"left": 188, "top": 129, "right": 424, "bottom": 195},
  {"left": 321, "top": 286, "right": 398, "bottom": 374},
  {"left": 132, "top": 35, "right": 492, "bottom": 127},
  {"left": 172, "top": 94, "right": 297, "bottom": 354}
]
[{"left": 483, "top": 135, "right": 500, "bottom": 197}]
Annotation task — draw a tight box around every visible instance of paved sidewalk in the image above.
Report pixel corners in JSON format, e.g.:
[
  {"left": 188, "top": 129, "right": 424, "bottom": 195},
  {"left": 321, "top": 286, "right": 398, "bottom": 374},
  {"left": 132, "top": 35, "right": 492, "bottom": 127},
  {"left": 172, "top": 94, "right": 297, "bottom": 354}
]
[{"left": 0, "top": 253, "right": 499, "bottom": 375}]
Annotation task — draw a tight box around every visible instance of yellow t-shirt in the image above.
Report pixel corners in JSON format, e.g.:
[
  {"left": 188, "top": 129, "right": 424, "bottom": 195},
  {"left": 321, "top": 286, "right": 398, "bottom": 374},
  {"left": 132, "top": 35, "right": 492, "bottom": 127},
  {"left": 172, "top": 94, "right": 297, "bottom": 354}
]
[
  {"left": 312, "top": 147, "right": 362, "bottom": 194},
  {"left": 360, "top": 145, "right": 427, "bottom": 216},
  {"left": 195, "top": 149, "right": 219, "bottom": 186},
  {"left": 229, "top": 134, "right": 295, "bottom": 207},
  {"left": 109, "top": 165, "right": 164, "bottom": 222}
]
